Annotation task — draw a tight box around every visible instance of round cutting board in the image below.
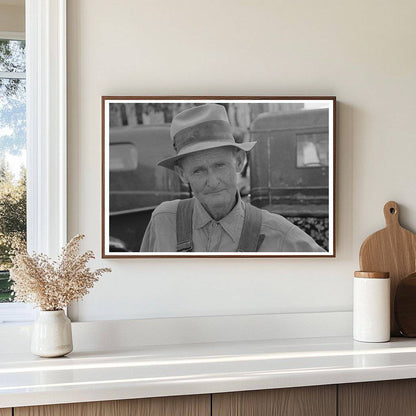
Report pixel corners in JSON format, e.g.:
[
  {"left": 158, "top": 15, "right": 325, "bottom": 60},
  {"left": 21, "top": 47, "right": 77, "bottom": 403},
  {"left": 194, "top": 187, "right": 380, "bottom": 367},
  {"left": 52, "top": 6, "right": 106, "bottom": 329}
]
[
  {"left": 359, "top": 201, "right": 416, "bottom": 336},
  {"left": 395, "top": 272, "right": 416, "bottom": 337}
]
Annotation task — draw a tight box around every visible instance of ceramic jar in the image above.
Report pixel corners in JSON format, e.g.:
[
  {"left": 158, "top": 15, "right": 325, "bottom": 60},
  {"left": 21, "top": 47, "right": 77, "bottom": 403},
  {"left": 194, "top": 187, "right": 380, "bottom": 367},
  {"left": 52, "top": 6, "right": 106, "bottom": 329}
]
[
  {"left": 353, "top": 271, "right": 390, "bottom": 343},
  {"left": 31, "top": 310, "right": 73, "bottom": 357}
]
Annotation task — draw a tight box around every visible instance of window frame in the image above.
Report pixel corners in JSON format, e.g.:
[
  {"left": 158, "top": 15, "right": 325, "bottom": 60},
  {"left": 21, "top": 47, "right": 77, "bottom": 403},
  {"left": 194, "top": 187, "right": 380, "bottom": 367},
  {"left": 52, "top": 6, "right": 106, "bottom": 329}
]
[
  {"left": 0, "top": 0, "right": 67, "bottom": 323},
  {"left": 26, "top": 0, "right": 67, "bottom": 257},
  {"left": 0, "top": 31, "right": 25, "bottom": 41}
]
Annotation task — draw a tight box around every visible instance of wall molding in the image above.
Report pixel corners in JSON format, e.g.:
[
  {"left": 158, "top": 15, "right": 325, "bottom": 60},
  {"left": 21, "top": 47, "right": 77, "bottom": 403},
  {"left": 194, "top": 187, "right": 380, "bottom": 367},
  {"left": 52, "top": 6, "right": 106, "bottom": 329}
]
[
  {"left": 0, "top": 303, "right": 35, "bottom": 324},
  {"left": 26, "top": 0, "right": 67, "bottom": 257},
  {"left": 0, "top": 311, "right": 352, "bottom": 353}
]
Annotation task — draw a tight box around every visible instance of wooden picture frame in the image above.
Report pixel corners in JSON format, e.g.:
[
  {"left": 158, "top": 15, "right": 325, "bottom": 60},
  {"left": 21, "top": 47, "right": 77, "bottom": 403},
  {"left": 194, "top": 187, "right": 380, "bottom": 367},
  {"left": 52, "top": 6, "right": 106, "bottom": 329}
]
[{"left": 102, "top": 96, "right": 336, "bottom": 258}]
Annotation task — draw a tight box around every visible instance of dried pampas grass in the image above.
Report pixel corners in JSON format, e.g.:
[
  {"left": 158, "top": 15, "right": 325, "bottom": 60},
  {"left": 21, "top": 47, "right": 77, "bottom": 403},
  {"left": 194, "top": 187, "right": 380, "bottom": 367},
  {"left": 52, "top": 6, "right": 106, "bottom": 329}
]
[{"left": 10, "top": 234, "right": 111, "bottom": 311}]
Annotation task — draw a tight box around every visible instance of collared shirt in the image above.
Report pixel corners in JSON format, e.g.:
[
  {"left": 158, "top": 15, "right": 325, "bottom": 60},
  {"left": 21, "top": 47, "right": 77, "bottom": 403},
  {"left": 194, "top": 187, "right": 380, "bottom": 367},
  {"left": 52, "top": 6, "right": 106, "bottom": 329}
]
[
  {"left": 140, "top": 197, "right": 325, "bottom": 253},
  {"left": 192, "top": 195, "right": 245, "bottom": 252}
]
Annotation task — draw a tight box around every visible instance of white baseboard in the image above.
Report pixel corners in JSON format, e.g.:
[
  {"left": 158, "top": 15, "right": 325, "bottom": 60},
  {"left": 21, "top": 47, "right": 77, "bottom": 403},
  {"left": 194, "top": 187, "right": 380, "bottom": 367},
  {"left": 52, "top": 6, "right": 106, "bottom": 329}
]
[
  {"left": 0, "top": 303, "right": 36, "bottom": 324},
  {"left": 0, "top": 311, "right": 352, "bottom": 354}
]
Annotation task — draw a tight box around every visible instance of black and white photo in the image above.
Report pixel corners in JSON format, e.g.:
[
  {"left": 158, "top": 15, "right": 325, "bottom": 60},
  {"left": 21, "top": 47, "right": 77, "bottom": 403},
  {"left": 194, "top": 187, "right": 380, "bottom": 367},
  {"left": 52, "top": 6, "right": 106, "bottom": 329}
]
[{"left": 102, "top": 97, "right": 335, "bottom": 257}]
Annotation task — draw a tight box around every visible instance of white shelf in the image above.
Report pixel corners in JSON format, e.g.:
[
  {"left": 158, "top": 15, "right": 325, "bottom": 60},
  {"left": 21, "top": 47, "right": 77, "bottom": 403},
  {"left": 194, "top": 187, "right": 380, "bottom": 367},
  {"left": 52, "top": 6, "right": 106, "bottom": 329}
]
[{"left": 2, "top": 336, "right": 416, "bottom": 408}]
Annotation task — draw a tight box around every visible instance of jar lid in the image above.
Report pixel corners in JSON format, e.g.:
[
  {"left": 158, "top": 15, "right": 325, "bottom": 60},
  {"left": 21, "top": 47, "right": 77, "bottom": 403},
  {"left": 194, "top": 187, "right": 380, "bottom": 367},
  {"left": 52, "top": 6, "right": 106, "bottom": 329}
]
[{"left": 354, "top": 271, "right": 390, "bottom": 278}]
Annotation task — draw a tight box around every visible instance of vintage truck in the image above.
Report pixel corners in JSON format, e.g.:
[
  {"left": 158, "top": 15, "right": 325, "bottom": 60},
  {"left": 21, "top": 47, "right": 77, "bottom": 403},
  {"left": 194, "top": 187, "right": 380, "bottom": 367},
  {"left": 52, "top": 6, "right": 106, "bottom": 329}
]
[
  {"left": 109, "top": 125, "right": 190, "bottom": 252},
  {"left": 249, "top": 107, "right": 330, "bottom": 250}
]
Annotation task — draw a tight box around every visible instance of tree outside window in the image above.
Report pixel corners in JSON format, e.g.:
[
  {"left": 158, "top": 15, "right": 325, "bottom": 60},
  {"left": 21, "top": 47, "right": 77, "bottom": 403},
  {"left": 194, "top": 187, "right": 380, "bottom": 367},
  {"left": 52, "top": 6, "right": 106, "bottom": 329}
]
[{"left": 0, "top": 38, "right": 26, "bottom": 302}]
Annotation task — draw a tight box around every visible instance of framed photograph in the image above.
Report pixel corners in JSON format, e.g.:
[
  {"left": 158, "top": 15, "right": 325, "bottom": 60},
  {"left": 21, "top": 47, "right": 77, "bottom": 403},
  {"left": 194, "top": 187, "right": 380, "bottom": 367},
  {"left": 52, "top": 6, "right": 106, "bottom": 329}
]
[{"left": 102, "top": 96, "right": 336, "bottom": 258}]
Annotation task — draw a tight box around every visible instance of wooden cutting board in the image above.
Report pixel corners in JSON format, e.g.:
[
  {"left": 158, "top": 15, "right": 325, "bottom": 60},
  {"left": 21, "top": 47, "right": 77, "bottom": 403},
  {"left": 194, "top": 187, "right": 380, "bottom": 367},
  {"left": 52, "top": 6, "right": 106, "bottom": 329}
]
[
  {"left": 359, "top": 201, "right": 416, "bottom": 335},
  {"left": 395, "top": 272, "right": 416, "bottom": 337}
]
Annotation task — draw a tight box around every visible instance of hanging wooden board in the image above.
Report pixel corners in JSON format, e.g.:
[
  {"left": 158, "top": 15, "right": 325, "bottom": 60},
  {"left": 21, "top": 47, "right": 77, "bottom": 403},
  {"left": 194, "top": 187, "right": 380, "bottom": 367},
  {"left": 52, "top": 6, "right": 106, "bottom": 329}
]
[{"left": 359, "top": 201, "right": 416, "bottom": 335}]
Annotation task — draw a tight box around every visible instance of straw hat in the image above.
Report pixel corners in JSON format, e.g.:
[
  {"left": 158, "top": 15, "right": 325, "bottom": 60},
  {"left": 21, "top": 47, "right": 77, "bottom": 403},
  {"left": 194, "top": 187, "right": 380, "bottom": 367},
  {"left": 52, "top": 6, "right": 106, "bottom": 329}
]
[{"left": 158, "top": 104, "right": 256, "bottom": 170}]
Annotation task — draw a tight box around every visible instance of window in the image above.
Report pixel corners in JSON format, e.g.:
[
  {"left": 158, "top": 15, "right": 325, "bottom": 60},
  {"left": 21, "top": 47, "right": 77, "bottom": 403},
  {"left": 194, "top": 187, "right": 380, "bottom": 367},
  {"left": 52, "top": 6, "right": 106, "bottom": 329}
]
[
  {"left": 0, "top": 0, "right": 68, "bottom": 323},
  {"left": 296, "top": 133, "right": 329, "bottom": 168},
  {"left": 0, "top": 37, "right": 26, "bottom": 305},
  {"left": 110, "top": 143, "right": 139, "bottom": 172}
]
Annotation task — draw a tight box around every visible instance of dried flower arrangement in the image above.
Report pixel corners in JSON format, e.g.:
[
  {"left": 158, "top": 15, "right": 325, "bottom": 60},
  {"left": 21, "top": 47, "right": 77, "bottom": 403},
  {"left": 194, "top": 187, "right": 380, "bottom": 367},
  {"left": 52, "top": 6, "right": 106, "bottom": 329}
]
[{"left": 10, "top": 235, "right": 111, "bottom": 311}]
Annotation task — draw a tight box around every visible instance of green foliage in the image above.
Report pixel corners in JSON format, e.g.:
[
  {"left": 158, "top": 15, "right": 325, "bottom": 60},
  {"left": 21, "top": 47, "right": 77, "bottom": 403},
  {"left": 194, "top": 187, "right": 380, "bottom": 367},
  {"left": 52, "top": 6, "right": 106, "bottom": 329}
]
[
  {"left": 287, "top": 216, "right": 329, "bottom": 251},
  {"left": 0, "top": 39, "right": 26, "bottom": 302},
  {"left": 0, "top": 270, "right": 13, "bottom": 302},
  {"left": 0, "top": 39, "right": 26, "bottom": 156},
  {"left": 0, "top": 39, "right": 25, "bottom": 73},
  {"left": 0, "top": 160, "right": 26, "bottom": 270}
]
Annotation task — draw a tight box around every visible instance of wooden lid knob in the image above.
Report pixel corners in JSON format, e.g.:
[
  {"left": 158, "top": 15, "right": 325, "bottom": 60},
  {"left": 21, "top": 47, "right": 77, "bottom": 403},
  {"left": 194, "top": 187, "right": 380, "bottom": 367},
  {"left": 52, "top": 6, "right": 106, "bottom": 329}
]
[{"left": 354, "top": 271, "right": 390, "bottom": 278}]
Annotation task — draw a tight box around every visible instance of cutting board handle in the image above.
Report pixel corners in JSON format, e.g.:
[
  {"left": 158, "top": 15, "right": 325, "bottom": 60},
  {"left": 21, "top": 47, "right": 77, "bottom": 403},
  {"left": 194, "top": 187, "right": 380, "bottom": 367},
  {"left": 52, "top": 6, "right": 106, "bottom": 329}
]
[{"left": 384, "top": 201, "right": 400, "bottom": 228}]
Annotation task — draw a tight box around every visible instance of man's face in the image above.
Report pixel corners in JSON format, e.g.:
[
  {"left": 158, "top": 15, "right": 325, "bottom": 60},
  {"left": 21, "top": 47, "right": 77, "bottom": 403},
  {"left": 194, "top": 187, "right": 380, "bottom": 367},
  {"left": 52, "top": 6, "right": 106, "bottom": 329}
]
[{"left": 175, "top": 147, "right": 245, "bottom": 221}]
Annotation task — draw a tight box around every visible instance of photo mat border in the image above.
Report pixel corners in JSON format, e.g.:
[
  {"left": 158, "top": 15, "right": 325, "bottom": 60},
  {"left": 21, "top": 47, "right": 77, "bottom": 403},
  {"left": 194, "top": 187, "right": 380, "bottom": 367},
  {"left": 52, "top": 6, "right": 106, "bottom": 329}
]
[{"left": 101, "top": 96, "right": 336, "bottom": 258}]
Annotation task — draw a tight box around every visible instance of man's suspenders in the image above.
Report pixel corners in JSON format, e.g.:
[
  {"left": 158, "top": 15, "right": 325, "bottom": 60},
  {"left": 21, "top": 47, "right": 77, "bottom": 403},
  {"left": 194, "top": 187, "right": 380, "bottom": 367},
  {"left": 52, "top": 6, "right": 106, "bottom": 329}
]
[
  {"left": 176, "top": 199, "right": 265, "bottom": 252},
  {"left": 176, "top": 199, "right": 195, "bottom": 252},
  {"left": 236, "top": 203, "right": 265, "bottom": 252}
]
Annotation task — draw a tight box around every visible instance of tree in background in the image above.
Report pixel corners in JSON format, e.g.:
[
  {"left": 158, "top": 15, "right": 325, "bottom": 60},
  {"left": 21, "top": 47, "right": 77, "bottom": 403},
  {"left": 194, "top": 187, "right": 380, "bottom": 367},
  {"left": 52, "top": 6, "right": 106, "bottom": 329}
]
[
  {"left": 0, "top": 39, "right": 27, "bottom": 302},
  {"left": 0, "top": 39, "right": 27, "bottom": 266},
  {"left": 0, "top": 39, "right": 26, "bottom": 156},
  {"left": 0, "top": 160, "right": 26, "bottom": 270}
]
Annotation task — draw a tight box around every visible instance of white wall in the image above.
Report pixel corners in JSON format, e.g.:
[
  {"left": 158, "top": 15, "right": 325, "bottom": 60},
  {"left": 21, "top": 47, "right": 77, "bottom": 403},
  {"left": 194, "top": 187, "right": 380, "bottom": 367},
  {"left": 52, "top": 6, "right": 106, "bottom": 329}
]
[{"left": 67, "top": 0, "right": 416, "bottom": 322}]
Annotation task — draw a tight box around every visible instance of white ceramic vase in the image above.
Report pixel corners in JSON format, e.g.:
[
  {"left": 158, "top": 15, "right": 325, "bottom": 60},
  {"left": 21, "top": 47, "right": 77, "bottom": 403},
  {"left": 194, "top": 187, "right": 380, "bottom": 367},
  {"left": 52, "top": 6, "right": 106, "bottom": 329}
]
[{"left": 31, "top": 310, "right": 73, "bottom": 358}]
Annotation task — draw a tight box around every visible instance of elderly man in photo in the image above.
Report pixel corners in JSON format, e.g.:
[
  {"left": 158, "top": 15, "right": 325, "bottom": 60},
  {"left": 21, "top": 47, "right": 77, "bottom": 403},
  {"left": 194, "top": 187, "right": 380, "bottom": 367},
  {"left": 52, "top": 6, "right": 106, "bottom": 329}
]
[{"left": 140, "top": 104, "right": 325, "bottom": 253}]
